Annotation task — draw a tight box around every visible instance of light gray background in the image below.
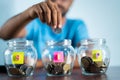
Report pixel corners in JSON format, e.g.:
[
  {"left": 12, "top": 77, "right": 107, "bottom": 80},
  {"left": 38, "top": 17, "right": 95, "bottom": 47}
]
[{"left": 0, "top": 0, "right": 120, "bottom": 66}]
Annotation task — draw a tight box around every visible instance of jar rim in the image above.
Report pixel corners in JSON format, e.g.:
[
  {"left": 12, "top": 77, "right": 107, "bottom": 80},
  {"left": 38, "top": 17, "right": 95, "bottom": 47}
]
[
  {"left": 46, "top": 39, "right": 71, "bottom": 46},
  {"left": 7, "top": 38, "right": 33, "bottom": 46},
  {"left": 80, "top": 38, "right": 106, "bottom": 45}
]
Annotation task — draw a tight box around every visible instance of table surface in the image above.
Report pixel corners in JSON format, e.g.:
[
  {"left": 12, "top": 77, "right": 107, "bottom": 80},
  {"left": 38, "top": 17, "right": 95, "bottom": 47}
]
[{"left": 0, "top": 67, "right": 120, "bottom": 80}]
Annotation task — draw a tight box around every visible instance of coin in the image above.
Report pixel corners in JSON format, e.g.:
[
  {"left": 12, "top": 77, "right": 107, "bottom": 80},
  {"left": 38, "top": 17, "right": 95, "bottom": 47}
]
[
  {"left": 20, "top": 64, "right": 28, "bottom": 72},
  {"left": 83, "top": 59, "right": 105, "bottom": 73},
  {"left": 46, "top": 62, "right": 65, "bottom": 75},
  {"left": 89, "top": 64, "right": 101, "bottom": 73},
  {"left": 54, "top": 28, "right": 62, "bottom": 33},
  {"left": 94, "top": 61, "right": 103, "bottom": 67},
  {"left": 81, "top": 56, "right": 104, "bottom": 73},
  {"left": 54, "top": 65, "right": 63, "bottom": 75},
  {"left": 46, "top": 63, "right": 55, "bottom": 74},
  {"left": 101, "top": 63, "right": 107, "bottom": 68},
  {"left": 25, "top": 66, "right": 33, "bottom": 75},
  {"left": 9, "top": 68, "right": 24, "bottom": 75},
  {"left": 81, "top": 57, "right": 93, "bottom": 69},
  {"left": 87, "top": 57, "right": 94, "bottom": 64},
  {"left": 20, "top": 64, "right": 33, "bottom": 75},
  {"left": 63, "top": 64, "right": 70, "bottom": 71}
]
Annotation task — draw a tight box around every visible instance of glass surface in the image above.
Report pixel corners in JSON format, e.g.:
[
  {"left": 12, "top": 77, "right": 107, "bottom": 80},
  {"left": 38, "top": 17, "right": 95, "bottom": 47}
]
[
  {"left": 42, "top": 39, "right": 76, "bottom": 76},
  {"left": 77, "top": 38, "right": 110, "bottom": 75},
  {"left": 4, "top": 39, "right": 37, "bottom": 77}
]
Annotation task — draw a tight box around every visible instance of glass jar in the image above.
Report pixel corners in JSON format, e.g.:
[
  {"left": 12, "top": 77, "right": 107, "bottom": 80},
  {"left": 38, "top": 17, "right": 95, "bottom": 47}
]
[
  {"left": 77, "top": 38, "right": 110, "bottom": 75},
  {"left": 42, "top": 39, "right": 76, "bottom": 76},
  {"left": 4, "top": 39, "right": 37, "bottom": 77}
]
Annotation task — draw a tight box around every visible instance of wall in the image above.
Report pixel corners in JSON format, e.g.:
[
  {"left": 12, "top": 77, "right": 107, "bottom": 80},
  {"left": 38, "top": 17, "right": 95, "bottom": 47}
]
[
  {"left": 0, "top": 0, "right": 120, "bottom": 66},
  {"left": 0, "top": 0, "right": 14, "bottom": 65},
  {"left": 67, "top": 0, "right": 120, "bottom": 66}
]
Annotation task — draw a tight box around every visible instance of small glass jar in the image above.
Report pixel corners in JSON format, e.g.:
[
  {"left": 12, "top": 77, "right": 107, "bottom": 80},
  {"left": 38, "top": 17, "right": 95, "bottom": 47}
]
[
  {"left": 4, "top": 39, "right": 37, "bottom": 77},
  {"left": 77, "top": 38, "right": 110, "bottom": 75},
  {"left": 42, "top": 39, "right": 76, "bottom": 76}
]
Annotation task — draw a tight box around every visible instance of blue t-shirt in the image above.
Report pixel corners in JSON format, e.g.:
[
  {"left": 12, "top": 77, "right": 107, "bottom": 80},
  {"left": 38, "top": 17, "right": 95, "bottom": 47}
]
[{"left": 25, "top": 18, "right": 89, "bottom": 59}]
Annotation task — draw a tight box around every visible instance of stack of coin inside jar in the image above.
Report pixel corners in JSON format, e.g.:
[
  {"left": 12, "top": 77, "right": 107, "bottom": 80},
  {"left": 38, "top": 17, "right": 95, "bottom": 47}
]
[
  {"left": 81, "top": 56, "right": 107, "bottom": 73},
  {"left": 46, "top": 62, "right": 71, "bottom": 75},
  {"left": 7, "top": 64, "right": 34, "bottom": 76}
]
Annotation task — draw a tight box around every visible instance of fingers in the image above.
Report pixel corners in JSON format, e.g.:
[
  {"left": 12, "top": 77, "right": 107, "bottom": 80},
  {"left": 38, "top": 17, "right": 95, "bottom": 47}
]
[
  {"left": 47, "top": 1, "right": 57, "bottom": 29},
  {"left": 35, "top": 5, "right": 44, "bottom": 22},
  {"left": 47, "top": 0, "right": 52, "bottom": 3},
  {"left": 54, "top": 4, "right": 62, "bottom": 28},
  {"left": 40, "top": 2, "right": 51, "bottom": 24},
  {"left": 50, "top": 5, "right": 57, "bottom": 29},
  {"left": 34, "top": 1, "right": 62, "bottom": 29}
]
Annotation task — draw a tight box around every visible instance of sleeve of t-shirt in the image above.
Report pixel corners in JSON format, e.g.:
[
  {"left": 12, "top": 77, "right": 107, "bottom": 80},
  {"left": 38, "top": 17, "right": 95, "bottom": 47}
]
[{"left": 73, "top": 20, "right": 89, "bottom": 47}]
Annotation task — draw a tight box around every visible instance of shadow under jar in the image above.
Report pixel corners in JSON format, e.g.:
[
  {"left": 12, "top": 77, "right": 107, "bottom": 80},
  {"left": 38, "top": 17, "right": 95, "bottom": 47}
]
[
  {"left": 77, "top": 38, "right": 110, "bottom": 75},
  {"left": 4, "top": 39, "right": 37, "bottom": 77},
  {"left": 42, "top": 40, "right": 76, "bottom": 76}
]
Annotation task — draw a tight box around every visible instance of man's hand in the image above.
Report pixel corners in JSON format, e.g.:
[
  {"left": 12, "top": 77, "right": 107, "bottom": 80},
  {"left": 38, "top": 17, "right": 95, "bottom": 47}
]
[
  {"left": 0, "top": 0, "right": 62, "bottom": 40},
  {"left": 27, "top": 0, "right": 62, "bottom": 29}
]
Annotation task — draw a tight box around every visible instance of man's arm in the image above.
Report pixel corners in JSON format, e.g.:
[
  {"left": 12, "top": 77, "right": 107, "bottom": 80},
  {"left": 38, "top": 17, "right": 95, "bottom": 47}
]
[
  {"left": 0, "top": 0, "right": 62, "bottom": 40},
  {"left": 0, "top": 11, "right": 32, "bottom": 40}
]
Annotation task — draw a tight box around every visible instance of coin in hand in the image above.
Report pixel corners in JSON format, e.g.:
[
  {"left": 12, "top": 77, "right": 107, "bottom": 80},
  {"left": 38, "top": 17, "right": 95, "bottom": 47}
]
[{"left": 53, "top": 28, "right": 62, "bottom": 33}]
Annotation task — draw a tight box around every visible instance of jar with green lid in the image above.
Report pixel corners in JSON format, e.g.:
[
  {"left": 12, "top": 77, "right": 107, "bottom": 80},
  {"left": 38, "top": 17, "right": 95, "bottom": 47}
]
[
  {"left": 77, "top": 38, "right": 110, "bottom": 75},
  {"left": 4, "top": 39, "right": 37, "bottom": 77}
]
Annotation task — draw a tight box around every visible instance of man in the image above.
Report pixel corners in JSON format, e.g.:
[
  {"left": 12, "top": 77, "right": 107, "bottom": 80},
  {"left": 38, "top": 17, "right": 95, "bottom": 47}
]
[{"left": 0, "top": 0, "right": 89, "bottom": 68}]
